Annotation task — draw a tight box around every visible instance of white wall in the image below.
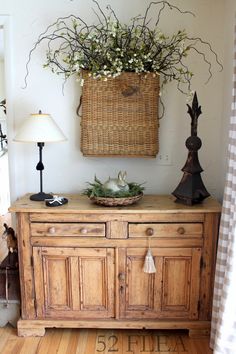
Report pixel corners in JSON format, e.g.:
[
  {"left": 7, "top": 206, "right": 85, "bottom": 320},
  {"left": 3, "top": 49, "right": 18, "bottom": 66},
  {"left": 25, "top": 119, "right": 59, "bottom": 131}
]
[
  {"left": 0, "top": 59, "right": 4, "bottom": 101},
  {"left": 0, "top": 0, "right": 230, "bottom": 201},
  {"left": 0, "top": 58, "right": 5, "bottom": 125},
  {"left": 0, "top": 58, "right": 6, "bottom": 136}
]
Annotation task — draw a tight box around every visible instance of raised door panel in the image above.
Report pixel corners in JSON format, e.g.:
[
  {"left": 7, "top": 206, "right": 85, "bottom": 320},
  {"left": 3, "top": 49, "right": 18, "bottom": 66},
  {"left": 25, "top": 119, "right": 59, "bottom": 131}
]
[
  {"left": 119, "top": 247, "right": 201, "bottom": 320},
  {"left": 161, "top": 248, "right": 201, "bottom": 319},
  {"left": 78, "top": 256, "right": 108, "bottom": 311},
  {"left": 44, "top": 256, "right": 71, "bottom": 310},
  {"left": 33, "top": 247, "right": 115, "bottom": 319},
  {"left": 162, "top": 257, "right": 191, "bottom": 311},
  {"left": 119, "top": 248, "right": 162, "bottom": 319}
]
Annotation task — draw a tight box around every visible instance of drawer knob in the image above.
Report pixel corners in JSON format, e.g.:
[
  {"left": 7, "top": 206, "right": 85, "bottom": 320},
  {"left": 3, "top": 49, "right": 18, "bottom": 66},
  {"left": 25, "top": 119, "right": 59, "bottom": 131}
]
[
  {"left": 80, "top": 227, "right": 88, "bottom": 234},
  {"left": 48, "top": 227, "right": 56, "bottom": 234},
  {"left": 177, "top": 227, "right": 185, "bottom": 235},
  {"left": 146, "top": 227, "right": 154, "bottom": 236}
]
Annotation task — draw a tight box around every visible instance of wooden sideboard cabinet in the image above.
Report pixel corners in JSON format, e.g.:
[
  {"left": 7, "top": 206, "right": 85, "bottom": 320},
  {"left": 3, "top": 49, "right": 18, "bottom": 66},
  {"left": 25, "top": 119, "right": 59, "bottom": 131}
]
[{"left": 9, "top": 194, "right": 221, "bottom": 337}]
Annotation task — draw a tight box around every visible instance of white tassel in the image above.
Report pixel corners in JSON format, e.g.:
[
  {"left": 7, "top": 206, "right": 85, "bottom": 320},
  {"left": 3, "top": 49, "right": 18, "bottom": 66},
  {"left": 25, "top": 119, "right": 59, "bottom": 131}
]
[{"left": 143, "top": 249, "right": 156, "bottom": 273}]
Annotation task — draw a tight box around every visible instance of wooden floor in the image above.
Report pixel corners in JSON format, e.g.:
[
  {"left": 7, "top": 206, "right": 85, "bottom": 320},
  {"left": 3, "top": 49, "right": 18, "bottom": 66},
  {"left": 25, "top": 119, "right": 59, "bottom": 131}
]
[{"left": 0, "top": 326, "right": 213, "bottom": 354}]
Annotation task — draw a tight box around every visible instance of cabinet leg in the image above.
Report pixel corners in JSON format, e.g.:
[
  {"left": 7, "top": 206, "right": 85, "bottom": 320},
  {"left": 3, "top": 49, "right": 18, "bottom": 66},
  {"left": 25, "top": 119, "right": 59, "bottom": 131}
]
[
  {"left": 17, "top": 320, "right": 46, "bottom": 337},
  {"left": 188, "top": 329, "right": 210, "bottom": 338}
]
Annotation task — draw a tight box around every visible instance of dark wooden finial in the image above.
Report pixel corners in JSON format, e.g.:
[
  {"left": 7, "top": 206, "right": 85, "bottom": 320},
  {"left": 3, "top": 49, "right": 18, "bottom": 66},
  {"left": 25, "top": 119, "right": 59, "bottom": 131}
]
[{"left": 172, "top": 92, "right": 210, "bottom": 205}]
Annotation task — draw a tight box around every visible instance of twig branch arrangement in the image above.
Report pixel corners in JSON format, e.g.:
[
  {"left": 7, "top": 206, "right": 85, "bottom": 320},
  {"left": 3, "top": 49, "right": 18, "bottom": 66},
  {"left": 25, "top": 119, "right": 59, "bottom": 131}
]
[{"left": 24, "top": 0, "right": 222, "bottom": 94}]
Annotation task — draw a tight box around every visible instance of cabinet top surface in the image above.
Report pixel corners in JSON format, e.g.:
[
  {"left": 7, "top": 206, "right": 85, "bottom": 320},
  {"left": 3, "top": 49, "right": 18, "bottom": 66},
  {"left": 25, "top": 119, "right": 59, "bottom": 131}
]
[{"left": 9, "top": 194, "right": 221, "bottom": 214}]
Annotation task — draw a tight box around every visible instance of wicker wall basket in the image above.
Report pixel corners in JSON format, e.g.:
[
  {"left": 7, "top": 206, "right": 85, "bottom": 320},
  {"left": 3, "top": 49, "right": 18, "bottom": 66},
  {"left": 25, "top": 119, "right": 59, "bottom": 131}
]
[{"left": 80, "top": 71, "right": 159, "bottom": 157}]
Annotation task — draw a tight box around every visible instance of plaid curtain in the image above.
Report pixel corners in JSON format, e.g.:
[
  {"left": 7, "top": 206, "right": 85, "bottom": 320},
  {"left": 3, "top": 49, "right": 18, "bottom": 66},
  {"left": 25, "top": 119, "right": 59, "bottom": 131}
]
[{"left": 210, "top": 21, "right": 236, "bottom": 354}]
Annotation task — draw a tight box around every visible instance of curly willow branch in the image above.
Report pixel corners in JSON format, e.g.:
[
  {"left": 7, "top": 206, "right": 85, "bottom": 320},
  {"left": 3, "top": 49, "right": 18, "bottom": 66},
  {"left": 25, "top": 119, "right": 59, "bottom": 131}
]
[
  {"left": 188, "top": 36, "right": 223, "bottom": 72},
  {"left": 92, "top": 0, "right": 108, "bottom": 28},
  {"left": 142, "top": 1, "right": 195, "bottom": 28},
  {"left": 23, "top": 13, "right": 90, "bottom": 89}
]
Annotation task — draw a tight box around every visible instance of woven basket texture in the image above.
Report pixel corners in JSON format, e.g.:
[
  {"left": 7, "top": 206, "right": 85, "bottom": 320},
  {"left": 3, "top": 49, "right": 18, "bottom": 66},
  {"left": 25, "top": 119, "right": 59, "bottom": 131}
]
[
  {"left": 90, "top": 193, "right": 143, "bottom": 206},
  {"left": 81, "top": 71, "right": 159, "bottom": 157}
]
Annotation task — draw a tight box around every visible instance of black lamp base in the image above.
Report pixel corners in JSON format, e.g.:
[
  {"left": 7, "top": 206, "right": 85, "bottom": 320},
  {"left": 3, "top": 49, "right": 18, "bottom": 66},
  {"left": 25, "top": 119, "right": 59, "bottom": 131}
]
[{"left": 30, "top": 192, "right": 53, "bottom": 201}]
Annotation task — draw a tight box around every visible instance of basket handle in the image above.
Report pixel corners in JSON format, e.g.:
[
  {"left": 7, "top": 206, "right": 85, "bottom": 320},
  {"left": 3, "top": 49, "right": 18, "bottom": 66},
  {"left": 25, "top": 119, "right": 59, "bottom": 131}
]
[{"left": 76, "top": 95, "right": 83, "bottom": 117}]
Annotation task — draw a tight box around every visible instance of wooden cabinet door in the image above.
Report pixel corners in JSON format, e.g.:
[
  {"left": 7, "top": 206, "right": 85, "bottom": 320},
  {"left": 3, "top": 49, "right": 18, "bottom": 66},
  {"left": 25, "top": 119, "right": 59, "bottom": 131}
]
[
  {"left": 33, "top": 247, "right": 115, "bottom": 319},
  {"left": 119, "top": 247, "right": 201, "bottom": 320}
]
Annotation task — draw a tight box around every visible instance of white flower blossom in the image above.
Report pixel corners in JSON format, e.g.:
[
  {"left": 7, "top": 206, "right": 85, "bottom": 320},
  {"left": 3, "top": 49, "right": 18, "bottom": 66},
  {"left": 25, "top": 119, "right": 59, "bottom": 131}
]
[{"left": 80, "top": 78, "right": 84, "bottom": 86}]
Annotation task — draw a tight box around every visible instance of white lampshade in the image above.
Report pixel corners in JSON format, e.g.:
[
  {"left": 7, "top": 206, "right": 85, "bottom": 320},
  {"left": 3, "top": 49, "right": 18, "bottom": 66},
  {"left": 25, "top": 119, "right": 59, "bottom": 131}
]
[{"left": 14, "top": 112, "right": 67, "bottom": 142}]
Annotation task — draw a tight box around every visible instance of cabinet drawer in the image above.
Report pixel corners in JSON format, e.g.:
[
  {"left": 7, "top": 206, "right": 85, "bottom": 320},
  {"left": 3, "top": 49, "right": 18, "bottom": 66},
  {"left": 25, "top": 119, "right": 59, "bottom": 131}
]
[
  {"left": 30, "top": 223, "right": 106, "bottom": 237},
  {"left": 128, "top": 223, "right": 202, "bottom": 238}
]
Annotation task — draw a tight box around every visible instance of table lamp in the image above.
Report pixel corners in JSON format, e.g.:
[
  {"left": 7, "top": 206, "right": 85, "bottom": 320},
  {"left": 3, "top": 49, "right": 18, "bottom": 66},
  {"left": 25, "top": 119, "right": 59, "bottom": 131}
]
[{"left": 14, "top": 111, "right": 67, "bottom": 201}]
